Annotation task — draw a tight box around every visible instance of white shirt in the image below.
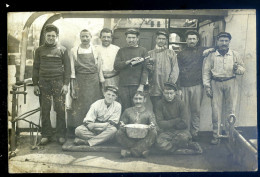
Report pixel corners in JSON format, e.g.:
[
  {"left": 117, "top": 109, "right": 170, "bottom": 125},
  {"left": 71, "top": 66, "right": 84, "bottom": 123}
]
[
  {"left": 83, "top": 99, "right": 122, "bottom": 124},
  {"left": 96, "top": 44, "right": 120, "bottom": 72}
]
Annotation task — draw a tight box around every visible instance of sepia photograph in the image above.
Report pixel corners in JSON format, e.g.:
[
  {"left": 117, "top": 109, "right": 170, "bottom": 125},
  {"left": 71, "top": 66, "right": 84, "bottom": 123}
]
[{"left": 7, "top": 10, "right": 257, "bottom": 173}]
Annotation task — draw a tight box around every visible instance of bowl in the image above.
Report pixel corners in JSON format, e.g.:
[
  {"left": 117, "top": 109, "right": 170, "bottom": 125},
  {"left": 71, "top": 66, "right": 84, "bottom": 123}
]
[{"left": 125, "top": 124, "right": 149, "bottom": 139}]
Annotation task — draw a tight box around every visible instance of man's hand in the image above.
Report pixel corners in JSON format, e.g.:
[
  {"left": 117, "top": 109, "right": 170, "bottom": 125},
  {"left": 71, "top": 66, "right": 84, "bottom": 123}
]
[
  {"left": 203, "top": 48, "right": 215, "bottom": 57},
  {"left": 205, "top": 87, "right": 213, "bottom": 98},
  {"left": 119, "top": 121, "right": 126, "bottom": 131},
  {"left": 149, "top": 122, "right": 156, "bottom": 130},
  {"left": 137, "top": 84, "right": 144, "bottom": 92},
  {"left": 125, "top": 57, "right": 139, "bottom": 65},
  {"left": 34, "top": 85, "right": 40, "bottom": 96},
  {"left": 233, "top": 62, "right": 239, "bottom": 71},
  {"left": 61, "top": 85, "right": 68, "bottom": 95},
  {"left": 87, "top": 123, "right": 95, "bottom": 130},
  {"left": 178, "top": 90, "right": 183, "bottom": 100}
]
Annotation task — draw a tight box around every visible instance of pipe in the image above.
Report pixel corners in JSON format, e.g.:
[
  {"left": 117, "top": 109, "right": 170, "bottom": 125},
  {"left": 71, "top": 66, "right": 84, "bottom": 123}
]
[{"left": 19, "top": 27, "right": 29, "bottom": 82}]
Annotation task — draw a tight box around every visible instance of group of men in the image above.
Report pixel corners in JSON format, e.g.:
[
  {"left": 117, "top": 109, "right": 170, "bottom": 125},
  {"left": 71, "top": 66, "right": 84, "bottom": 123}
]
[{"left": 32, "top": 23, "right": 245, "bottom": 158}]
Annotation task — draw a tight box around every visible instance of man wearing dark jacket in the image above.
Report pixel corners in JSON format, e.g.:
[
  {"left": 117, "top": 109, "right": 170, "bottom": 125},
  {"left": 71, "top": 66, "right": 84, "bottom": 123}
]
[
  {"left": 177, "top": 30, "right": 214, "bottom": 141},
  {"left": 155, "top": 82, "right": 202, "bottom": 154},
  {"left": 114, "top": 28, "right": 149, "bottom": 112},
  {"left": 32, "top": 24, "right": 71, "bottom": 145}
]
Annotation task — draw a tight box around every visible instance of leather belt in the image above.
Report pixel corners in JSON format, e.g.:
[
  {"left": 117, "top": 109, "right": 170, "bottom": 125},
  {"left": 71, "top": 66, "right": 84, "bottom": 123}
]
[{"left": 212, "top": 76, "right": 236, "bottom": 82}]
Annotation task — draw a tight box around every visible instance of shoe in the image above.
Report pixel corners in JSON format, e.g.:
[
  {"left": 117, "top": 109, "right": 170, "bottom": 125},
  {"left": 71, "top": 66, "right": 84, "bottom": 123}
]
[
  {"left": 192, "top": 134, "right": 199, "bottom": 142},
  {"left": 188, "top": 142, "right": 203, "bottom": 154},
  {"left": 120, "top": 149, "right": 131, "bottom": 158},
  {"left": 40, "top": 138, "right": 49, "bottom": 145},
  {"left": 211, "top": 138, "right": 220, "bottom": 145},
  {"left": 58, "top": 137, "right": 66, "bottom": 145},
  {"left": 74, "top": 138, "right": 87, "bottom": 146},
  {"left": 142, "top": 150, "right": 150, "bottom": 158}
]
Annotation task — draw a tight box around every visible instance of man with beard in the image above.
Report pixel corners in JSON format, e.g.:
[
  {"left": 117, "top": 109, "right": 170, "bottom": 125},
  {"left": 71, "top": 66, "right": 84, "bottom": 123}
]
[
  {"left": 177, "top": 30, "right": 214, "bottom": 141},
  {"left": 116, "top": 91, "right": 157, "bottom": 158},
  {"left": 203, "top": 32, "right": 245, "bottom": 145},
  {"left": 74, "top": 85, "right": 121, "bottom": 146},
  {"left": 114, "top": 29, "right": 149, "bottom": 112},
  {"left": 96, "top": 28, "right": 120, "bottom": 88},
  {"left": 155, "top": 82, "right": 202, "bottom": 154},
  {"left": 147, "top": 30, "right": 179, "bottom": 113},
  {"left": 32, "top": 24, "right": 71, "bottom": 145},
  {"left": 69, "top": 29, "right": 105, "bottom": 135}
]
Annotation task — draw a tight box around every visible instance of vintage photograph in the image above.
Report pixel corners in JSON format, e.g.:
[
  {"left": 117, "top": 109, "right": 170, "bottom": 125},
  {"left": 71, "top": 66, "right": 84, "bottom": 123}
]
[{"left": 7, "top": 10, "right": 257, "bottom": 173}]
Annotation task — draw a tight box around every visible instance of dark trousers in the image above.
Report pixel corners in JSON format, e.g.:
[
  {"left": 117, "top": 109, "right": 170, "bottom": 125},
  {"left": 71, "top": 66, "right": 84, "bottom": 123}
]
[
  {"left": 118, "top": 85, "right": 138, "bottom": 112},
  {"left": 39, "top": 79, "right": 66, "bottom": 138}
]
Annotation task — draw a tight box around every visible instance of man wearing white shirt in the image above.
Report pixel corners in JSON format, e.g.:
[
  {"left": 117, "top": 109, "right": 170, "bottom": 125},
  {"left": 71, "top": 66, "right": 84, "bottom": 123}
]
[
  {"left": 96, "top": 28, "right": 120, "bottom": 87},
  {"left": 74, "top": 85, "right": 121, "bottom": 146}
]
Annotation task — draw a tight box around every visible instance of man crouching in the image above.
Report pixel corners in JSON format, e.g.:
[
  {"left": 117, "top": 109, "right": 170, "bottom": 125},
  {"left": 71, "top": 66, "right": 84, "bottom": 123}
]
[
  {"left": 116, "top": 91, "right": 157, "bottom": 158},
  {"left": 155, "top": 82, "right": 203, "bottom": 154},
  {"left": 74, "top": 85, "right": 121, "bottom": 146}
]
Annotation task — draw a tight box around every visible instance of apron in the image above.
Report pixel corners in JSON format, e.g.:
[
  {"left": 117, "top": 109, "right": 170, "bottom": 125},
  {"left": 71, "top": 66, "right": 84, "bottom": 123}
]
[{"left": 68, "top": 50, "right": 101, "bottom": 128}]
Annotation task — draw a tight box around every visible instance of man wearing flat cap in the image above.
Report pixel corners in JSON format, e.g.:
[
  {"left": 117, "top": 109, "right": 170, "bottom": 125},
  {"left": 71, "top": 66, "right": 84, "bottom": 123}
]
[
  {"left": 74, "top": 85, "right": 121, "bottom": 146},
  {"left": 203, "top": 32, "right": 245, "bottom": 145},
  {"left": 155, "top": 82, "right": 202, "bottom": 154},
  {"left": 32, "top": 24, "right": 71, "bottom": 145},
  {"left": 177, "top": 30, "right": 214, "bottom": 141},
  {"left": 114, "top": 28, "right": 149, "bottom": 112},
  {"left": 147, "top": 30, "right": 179, "bottom": 113}
]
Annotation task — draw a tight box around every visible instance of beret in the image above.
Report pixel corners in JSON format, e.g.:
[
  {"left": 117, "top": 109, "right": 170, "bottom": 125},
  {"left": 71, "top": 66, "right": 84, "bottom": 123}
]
[
  {"left": 164, "top": 82, "right": 178, "bottom": 91},
  {"left": 156, "top": 30, "right": 169, "bottom": 38},
  {"left": 125, "top": 28, "right": 140, "bottom": 36},
  {"left": 44, "top": 24, "right": 59, "bottom": 35},
  {"left": 217, "top": 32, "right": 232, "bottom": 40},
  {"left": 105, "top": 85, "right": 119, "bottom": 94}
]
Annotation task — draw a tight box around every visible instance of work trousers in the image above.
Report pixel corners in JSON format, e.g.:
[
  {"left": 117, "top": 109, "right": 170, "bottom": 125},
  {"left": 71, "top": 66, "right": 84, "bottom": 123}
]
[
  {"left": 118, "top": 85, "right": 138, "bottom": 112},
  {"left": 39, "top": 79, "right": 66, "bottom": 138},
  {"left": 181, "top": 84, "right": 203, "bottom": 136},
  {"left": 116, "top": 128, "right": 157, "bottom": 157},
  {"left": 75, "top": 124, "right": 117, "bottom": 146},
  {"left": 211, "top": 79, "right": 238, "bottom": 138},
  {"left": 156, "top": 130, "right": 192, "bottom": 152},
  {"left": 150, "top": 96, "right": 162, "bottom": 113}
]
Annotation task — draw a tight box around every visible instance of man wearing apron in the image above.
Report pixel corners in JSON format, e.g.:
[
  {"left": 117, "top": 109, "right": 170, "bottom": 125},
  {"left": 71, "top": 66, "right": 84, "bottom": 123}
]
[{"left": 69, "top": 29, "right": 105, "bottom": 136}]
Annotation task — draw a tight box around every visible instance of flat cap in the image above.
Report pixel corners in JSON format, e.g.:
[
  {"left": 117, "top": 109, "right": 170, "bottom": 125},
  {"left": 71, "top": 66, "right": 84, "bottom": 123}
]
[
  {"left": 125, "top": 28, "right": 140, "bottom": 36},
  {"left": 185, "top": 30, "right": 199, "bottom": 38},
  {"left": 105, "top": 85, "right": 119, "bottom": 95},
  {"left": 164, "top": 82, "right": 178, "bottom": 91},
  {"left": 217, "top": 32, "right": 232, "bottom": 40},
  {"left": 156, "top": 30, "right": 169, "bottom": 38},
  {"left": 44, "top": 24, "right": 59, "bottom": 35}
]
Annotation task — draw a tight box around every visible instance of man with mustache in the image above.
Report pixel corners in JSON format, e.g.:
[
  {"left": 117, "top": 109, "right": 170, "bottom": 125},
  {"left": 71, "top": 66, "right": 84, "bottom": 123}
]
[
  {"left": 177, "top": 30, "right": 214, "bottom": 141},
  {"left": 95, "top": 28, "right": 120, "bottom": 88},
  {"left": 116, "top": 91, "right": 157, "bottom": 158},
  {"left": 203, "top": 32, "right": 245, "bottom": 145},
  {"left": 32, "top": 24, "right": 71, "bottom": 145},
  {"left": 69, "top": 29, "right": 105, "bottom": 136},
  {"left": 155, "top": 82, "right": 202, "bottom": 154},
  {"left": 73, "top": 85, "right": 121, "bottom": 146},
  {"left": 147, "top": 30, "right": 179, "bottom": 113},
  {"left": 114, "top": 29, "right": 149, "bottom": 112}
]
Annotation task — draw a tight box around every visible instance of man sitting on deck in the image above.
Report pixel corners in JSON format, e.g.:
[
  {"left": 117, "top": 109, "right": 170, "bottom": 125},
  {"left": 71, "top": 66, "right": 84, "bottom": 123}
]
[
  {"left": 116, "top": 91, "right": 157, "bottom": 158},
  {"left": 155, "top": 82, "right": 203, "bottom": 154},
  {"left": 74, "top": 85, "right": 121, "bottom": 146}
]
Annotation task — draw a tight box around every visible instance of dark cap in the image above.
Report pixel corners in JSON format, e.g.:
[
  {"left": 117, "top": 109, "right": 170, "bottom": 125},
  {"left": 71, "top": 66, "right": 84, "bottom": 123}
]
[
  {"left": 185, "top": 30, "right": 199, "bottom": 38},
  {"left": 125, "top": 28, "right": 140, "bottom": 36},
  {"left": 156, "top": 30, "right": 169, "bottom": 38},
  {"left": 217, "top": 32, "right": 232, "bottom": 40},
  {"left": 164, "top": 82, "right": 178, "bottom": 91},
  {"left": 44, "top": 24, "right": 59, "bottom": 35},
  {"left": 105, "top": 85, "right": 118, "bottom": 95}
]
